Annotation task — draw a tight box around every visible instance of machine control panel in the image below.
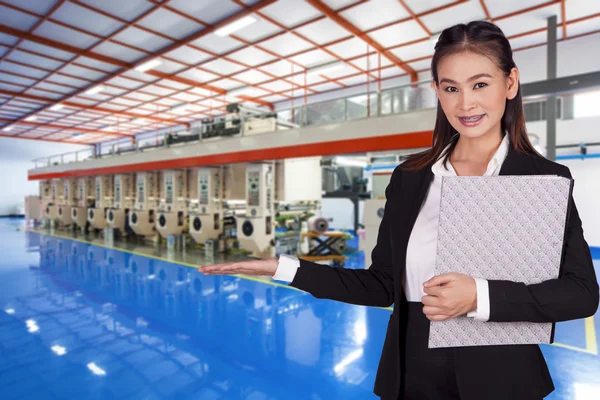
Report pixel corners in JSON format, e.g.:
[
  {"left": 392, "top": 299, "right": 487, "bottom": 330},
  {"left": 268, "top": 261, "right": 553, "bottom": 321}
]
[
  {"left": 199, "top": 174, "right": 209, "bottom": 205},
  {"left": 95, "top": 176, "right": 102, "bottom": 202},
  {"left": 114, "top": 176, "right": 122, "bottom": 207},
  {"left": 165, "top": 174, "right": 174, "bottom": 204},
  {"left": 248, "top": 171, "right": 260, "bottom": 206},
  {"left": 136, "top": 174, "right": 145, "bottom": 205}
]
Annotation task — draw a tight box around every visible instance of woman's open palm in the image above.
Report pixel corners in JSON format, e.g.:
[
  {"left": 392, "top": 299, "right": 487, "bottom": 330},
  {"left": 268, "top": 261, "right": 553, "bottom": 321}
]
[{"left": 199, "top": 257, "right": 279, "bottom": 277}]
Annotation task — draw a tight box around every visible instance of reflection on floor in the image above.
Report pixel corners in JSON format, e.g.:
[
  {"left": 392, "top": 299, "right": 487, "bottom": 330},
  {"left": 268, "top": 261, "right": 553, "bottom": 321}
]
[{"left": 0, "top": 218, "right": 598, "bottom": 399}]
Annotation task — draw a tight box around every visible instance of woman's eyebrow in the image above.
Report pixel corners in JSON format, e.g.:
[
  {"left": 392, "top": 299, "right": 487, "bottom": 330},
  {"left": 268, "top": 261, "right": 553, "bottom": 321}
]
[{"left": 440, "top": 73, "right": 493, "bottom": 85}]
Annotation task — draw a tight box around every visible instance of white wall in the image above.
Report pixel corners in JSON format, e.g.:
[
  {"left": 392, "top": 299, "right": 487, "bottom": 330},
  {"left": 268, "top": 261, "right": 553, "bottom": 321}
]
[
  {"left": 559, "top": 157, "right": 600, "bottom": 249},
  {"left": 527, "top": 116, "right": 600, "bottom": 248},
  {"left": 0, "top": 138, "right": 89, "bottom": 215}
]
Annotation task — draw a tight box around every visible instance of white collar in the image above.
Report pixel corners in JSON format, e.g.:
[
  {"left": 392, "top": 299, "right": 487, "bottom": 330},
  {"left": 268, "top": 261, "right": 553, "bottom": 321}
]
[{"left": 431, "top": 133, "right": 510, "bottom": 177}]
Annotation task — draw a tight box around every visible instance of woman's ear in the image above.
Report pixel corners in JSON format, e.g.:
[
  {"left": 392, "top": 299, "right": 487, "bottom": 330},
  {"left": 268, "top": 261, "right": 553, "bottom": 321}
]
[
  {"left": 431, "top": 80, "right": 439, "bottom": 96},
  {"left": 506, "top": 67, "right": 519, "bottom": 100}
]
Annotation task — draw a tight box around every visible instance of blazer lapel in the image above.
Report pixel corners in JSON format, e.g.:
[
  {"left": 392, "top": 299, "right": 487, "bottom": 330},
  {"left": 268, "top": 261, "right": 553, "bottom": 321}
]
[{"left": 499, "top": 142, "right": 539, "bottom": 176}]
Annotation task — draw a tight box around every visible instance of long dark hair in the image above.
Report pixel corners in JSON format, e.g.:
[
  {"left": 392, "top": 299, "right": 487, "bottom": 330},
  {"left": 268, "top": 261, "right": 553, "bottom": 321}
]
[{"left": 401, "top": 21, "right": 542, "bottom": 172}]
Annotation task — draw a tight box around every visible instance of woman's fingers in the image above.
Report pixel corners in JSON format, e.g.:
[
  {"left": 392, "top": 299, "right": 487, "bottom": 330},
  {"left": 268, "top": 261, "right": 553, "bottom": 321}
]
[
  {"left": 199, "top": 261, "right": 263, "bottom": 276},
  {"left": 199, "top": 258, "right": 278, "bottom": 277}
]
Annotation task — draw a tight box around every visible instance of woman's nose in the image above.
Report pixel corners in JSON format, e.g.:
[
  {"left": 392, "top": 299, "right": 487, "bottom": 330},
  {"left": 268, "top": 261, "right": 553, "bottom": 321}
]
[{"left": 459, "top": 92, "right": 477, "bottom": 111}]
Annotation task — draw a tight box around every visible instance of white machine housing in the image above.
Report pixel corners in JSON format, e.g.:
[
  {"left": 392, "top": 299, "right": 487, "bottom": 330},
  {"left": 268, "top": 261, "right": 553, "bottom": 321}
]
[
  {"left": 157, "top": 169, "right": 188, "bottom": 238},
  {"left": 107, "top": 174, "right": 135, "bottom": 230},
  {"left": 361, "top": 199, "right": 386, "bottom": 269},
  {"left": 275, "top": 156, "right": 322, "bottom": 202},
  {"left": 189, "top": 167, "right": 223, "bottom": 244},
  {"left": 88, "top": 175, "right": 114, "bottom": 229},
  {"left": 72, "top": 177, "right": 94, "bottom": 228},
  {"left": 129, "top": 172, "right": 159, "bottom": 236},
  {"left": 236, "top": 163, "right": 275, "bottom": 258},
  {"left": 57, "top": 179, "right": 76, "bottom": 224},
  {"left": 223, "top": 163, "right": 246, "bottom": 201}
]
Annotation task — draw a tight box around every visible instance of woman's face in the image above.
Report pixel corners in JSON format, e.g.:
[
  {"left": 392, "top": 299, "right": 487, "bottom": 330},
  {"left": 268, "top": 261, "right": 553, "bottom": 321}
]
[{"left": 433, "top": 51, "right": 519, "bottom": 140}]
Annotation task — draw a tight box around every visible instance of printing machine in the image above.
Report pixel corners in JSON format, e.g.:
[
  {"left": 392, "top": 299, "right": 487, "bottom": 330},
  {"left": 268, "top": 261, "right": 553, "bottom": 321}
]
[
  {"left": 189, "top": 167, "right": 223, "bottom": 245},
  {"left": 57, "top": 179, "right": 76, "bottom": 226},
  {"left": 88, "top": 175, "right": 114, "bottom": 230},
  {"left": 107, "top": 174, "right": 135, "bottom": 234},
  {"left": 156, "top": 170, "right": 188, "bottom": 239},
  {"left": 129, "top": 172, "right": 160, "bottom": 237},
  {"left": 236, "top": 163, "right": 276, "bottom": 258},
  {"left": 72, "top": 177, "right": 95, "bottom": 229}
]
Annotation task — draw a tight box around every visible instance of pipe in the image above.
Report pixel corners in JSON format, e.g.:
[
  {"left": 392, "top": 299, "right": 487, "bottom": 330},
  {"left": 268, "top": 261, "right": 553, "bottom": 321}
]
[{"left": 556, "top": 153, "right": 600, "bottom": 160}]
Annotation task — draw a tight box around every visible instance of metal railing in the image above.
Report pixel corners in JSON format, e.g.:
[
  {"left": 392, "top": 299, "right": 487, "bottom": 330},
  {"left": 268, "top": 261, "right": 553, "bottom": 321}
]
[
  {"left": 31, "top": 80, "right": 437, "bottom": 169},
  {"left": 32, "top": 148, "right": 95, "bottom": 168}
]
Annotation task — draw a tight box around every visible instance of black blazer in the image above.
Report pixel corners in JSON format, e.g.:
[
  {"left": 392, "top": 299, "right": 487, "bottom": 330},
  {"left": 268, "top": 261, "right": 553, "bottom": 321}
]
[{"left": 289, "top": 144, "right": 599, "bottom": 400}]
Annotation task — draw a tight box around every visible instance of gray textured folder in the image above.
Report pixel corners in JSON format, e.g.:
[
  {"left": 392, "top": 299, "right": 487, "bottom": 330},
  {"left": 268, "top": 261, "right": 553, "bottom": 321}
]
[{"left": 428, "top": 175, "right": 574, "bottom": 348}]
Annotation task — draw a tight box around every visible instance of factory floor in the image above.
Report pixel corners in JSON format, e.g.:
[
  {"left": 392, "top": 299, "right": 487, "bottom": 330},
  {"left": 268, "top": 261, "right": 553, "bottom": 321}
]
[{"left": 0, "top": 218, "right": 598, "bottom": 399}]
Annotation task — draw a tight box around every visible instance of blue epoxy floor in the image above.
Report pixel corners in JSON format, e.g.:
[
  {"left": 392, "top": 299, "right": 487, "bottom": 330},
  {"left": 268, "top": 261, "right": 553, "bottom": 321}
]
[{"left": 0, "top": 218, "right": 599, "bottom": 399}]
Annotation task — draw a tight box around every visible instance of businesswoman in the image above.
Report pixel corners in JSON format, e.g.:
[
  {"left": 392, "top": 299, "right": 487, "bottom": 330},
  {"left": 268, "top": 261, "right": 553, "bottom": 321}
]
[{"left": 199, "top": 21, "right": 599, "bottom": 400}]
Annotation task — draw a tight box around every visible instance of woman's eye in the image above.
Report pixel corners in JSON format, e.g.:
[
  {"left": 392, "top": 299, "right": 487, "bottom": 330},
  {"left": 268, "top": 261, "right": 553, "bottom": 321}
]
[
  {"left": 474, "top": 82, "right": 487, "bottom": 89},
  {"left": 444, "top": 86, "right": 458, "bottom": 92}
]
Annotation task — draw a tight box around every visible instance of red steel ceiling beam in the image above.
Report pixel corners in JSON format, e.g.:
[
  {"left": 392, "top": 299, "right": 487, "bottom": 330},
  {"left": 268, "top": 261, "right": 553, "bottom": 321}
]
[
  {"left": 0, "top": 118, "right": 131, "bottom": 138},
  {"left": 561, "top": 0, "right": 567, "bottom": 39},
  {"left": 3, "top": 0, "right": 468, "bottom": 139},
  {"left": 479, "top": 0, "right": 493, "bottom": 21},
  {"left": 0, "top": 0, "right": 67, "bottom": 65},
  {"left": 0, "top": 89, "right": 180, "bottom": 126},
  {"left": 398, "top": 0, "right": 432, "bottom": 36},
  {"left": 204, "top": 0, "right": 467, "bottom": 90},
  {"left": 494, "top": 0, "right": 561, "bottom": 22},
  {"left": 306, "top": 0, "right": 418, "bottom": 82},
  {"left": 78, "top": 0, "right": 472, "bottom": 124},
  {"left": 0, "top": 25, "right": 224, "bottom": 95},
  {"left": 0, "top": 132, "right": 91, "bottom": 145},
  {"left": 140, "top": 10, "right": 600, "bottom": 123},
  {"left": 258, "top": 23, "right": 600, "bottom": 106},
  {"left": 236, "top": 95, "right": 275, "bottom": 111},
  {"left": 230, "top": 0, "right": 377, "bottom": 84},
  {"left": 161, "top": 5, "right": 319, "bottom": 94},
  {"left": 1, "top": 0, "right": 302, "bottom": 101},
  {"left": 5, "top": 0, "right": 586, "bottom": 144},
  {"left": 32, "top": 21, "right": 600, "bottom": 146},
  {"left": 0, "top": 0, "right": 277, "bottom": 141}
]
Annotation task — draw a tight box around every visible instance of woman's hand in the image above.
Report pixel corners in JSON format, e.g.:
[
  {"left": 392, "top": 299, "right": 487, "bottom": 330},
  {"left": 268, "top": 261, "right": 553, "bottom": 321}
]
[
  {"left": 421, "top": 273, "right": 477, "bottom": 321},
  {"left": 199, "top": 257, "right": 279, "bottom": 277}
]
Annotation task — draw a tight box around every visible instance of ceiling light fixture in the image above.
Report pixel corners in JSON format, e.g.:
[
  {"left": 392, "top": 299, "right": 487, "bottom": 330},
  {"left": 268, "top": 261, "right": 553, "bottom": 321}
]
[
  {"left": 50, "top": 104, "right": 64, "bottom": 111},
  {"left": 131, "top": 118, "right": 149, "bottom": 125},
  {"left": 215, "top": 15, "right": 257, "bottom": 37},
  {"left": 134, "top": 58, "right": 162, "bottom": 73},
  {"left": 25, "top": 116, "right": 37, "bottom": 122},
  {"left": 85, "top": 85, "right": 105, "bottom": 95},
  {"left": 2, "top": 126, "right": 13, "bottom": 132},
  {"left": 335, "top": 156, "right": 368, "bottom": 168}
]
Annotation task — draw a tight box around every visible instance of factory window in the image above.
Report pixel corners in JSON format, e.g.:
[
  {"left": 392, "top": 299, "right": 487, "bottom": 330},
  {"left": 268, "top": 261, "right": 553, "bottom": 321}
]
[
  {"left": 524, "top": 98, "right": 563, "bottom": 122},
  {"left": 573, "top": 90, "right": 600, "bottom": 118}
]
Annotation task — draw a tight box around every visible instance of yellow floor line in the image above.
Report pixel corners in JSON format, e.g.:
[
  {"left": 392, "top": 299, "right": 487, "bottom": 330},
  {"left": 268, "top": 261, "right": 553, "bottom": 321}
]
[
  {"left": 585, "top": 316, "right": 598, "bottom": 356},
  {"left": 551, "top": 341, "right": 595, "bottom": 355}
]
